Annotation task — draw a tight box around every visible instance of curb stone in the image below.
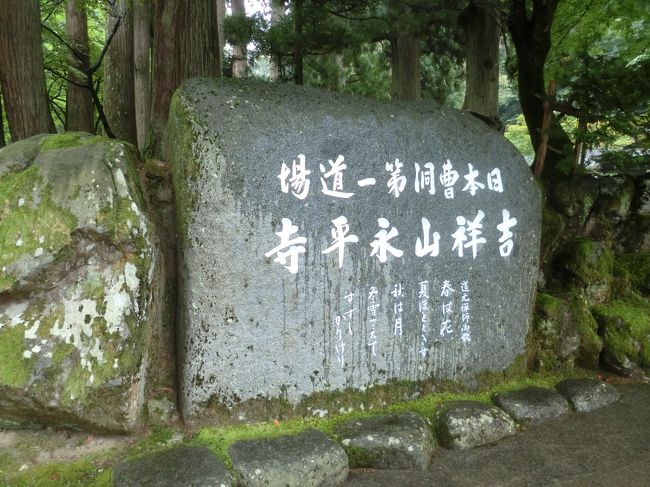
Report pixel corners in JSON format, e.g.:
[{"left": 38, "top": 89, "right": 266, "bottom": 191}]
[
  {"left": 228, "top": 428, "right": 348, "bottom": 487},
  {"left": 435, "top": 400, "right": 517, "bottom": 450},
  {"left": 492, "top": 386, "right": 570, "bottom": 424},
  {"left": 335, "top": 411, "right": 434, "bottom": 470},
  {"left": 556, "top": 378, "right": 621, "bottom": 412},
  {"left": 113, "top": 446, "right": 233, "bottom": 487}
]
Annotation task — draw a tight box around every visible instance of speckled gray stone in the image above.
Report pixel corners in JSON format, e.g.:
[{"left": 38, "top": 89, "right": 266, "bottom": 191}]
[
  {"left": 436, "top": 401, "right": 517, "bottom": 449},
  {"left": 166, "top": 77, "right": 542, "bottom": 419},
  {"left": 556, "top": 379, "right": 621, "bottom": 412},
  {"left": 228, "top": 429, "right": 348, "bottom": 487},
  {"left": 335, "top": 411, "right": 434, "bottom": 470},
  {"left": 492, "top": 386, "right": 570, "bottom": 424},
  {"left": 113, "top": 446, "right": 233, "bottom": 487}
]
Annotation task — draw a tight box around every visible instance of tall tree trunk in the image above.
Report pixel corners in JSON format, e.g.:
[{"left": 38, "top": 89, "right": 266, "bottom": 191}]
[
  {"left": 507, "top": 0, "right": 571, "bottom": 177},
  {"left": 0, "top": 90, "right": 6, "bottom": 147},
  {"left": 216, "top": 0, "right": 225, "bottom": 74},
  {"left": 134, "top": 0, "right": 152, "bottom": 150},
  {"left": 390, "top": 32, "right": 421, "bottom": 101},
  {"left": 0, "top": 0, "right": 54, "bottom": 140},
  {"left": 104, "top": 0, "right": 137, "bottom": 145},
  {"left": 294, "top": 0, "right": 304, "bottom": 85},
  {"left": 461, "top": 0, "right": 500, "bottom": 122},
  {"left": 65, "top": 0, "right": 94, "bottom": 133},
  {"left": 150, "top": 0, "right": 220, "bottom": 157},
  {"left": 269, "top": 0, "right": 285, "bottom": 82},
  {"left": 231, "top": 0, "right": 248, "bottom": 78}
]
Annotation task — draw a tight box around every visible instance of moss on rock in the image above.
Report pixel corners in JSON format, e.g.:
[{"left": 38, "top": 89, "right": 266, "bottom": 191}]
[
  {"left": 592, "top": 295, "right": 650, "bottom": 372},
  {"left": 554, "top": 239, "right": 614, "bottom": 297},
  {"left": 532, "top": 292, "right": 602, "bottom": 370},
  {"left": 616, "top": 254, "right": 650, "bottom": 294},
  {"left": 0, "top": 325, "right": 35, "bottom": 388},
  {"left": 39, "top": 133, "right": 105, "bottom": 152}
]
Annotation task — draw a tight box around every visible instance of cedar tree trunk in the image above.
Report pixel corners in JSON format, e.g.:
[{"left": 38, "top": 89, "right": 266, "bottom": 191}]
[
  {"left": 0, "top": 0, "right": 55, "bottom": 140},
  {"left": 134, "top": 0, "right": 153, "bottom": 149},
  {"left": 65, "top": 0, "right": 94, "bottom": 133},
  {"left": 231, "top": 0, "right": 248, "bottom": 78},
  {"left": 104, "top": 0, "right": 138, "bottom": 145}
]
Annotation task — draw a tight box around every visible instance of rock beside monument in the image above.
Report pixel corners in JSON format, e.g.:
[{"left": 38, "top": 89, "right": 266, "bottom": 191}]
[
  {"left": 492, "top": 386, "right": 570, "bottom": 424},
  {"left": 556, "top": 379, "right": 621, "bottom": 412},
  {"left": 335, "top": 411, "right": 434, "bottom": 470},
  {"left": 436, "top": 401, "right": 517, "bottom": 450},
  {"left": 113, "top": 446, "right": 232, "bottom": 487},
  {"left": 0, "top": 133, "right": 162, "bottom": 432},
  {"left": 228, "top": 429, "right": 348, "bottom": 487}
]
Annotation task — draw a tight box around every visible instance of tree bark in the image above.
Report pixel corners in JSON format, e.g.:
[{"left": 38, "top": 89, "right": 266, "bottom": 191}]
[
  {"left": 134, "top": 0, "right": 153, "bottom": 149},
  {"left": 388, "top": 1, "right": 420, "bottom": 101},
  {"left": 507, "top": 0, "right": 571, "bottom": 177},
  {"left": 65, "top": 0, "right": 94, "bottom": 133},
  {"left": 269, "top": 0, "right": 285, "bottom": 82},
  {"left": 150, "top": 0, "right": 221, "bottom": 156},
  {"left": 461, "top": 0, "right": 500, "bottom": 121},
  {"left": 216, "top": 0, "right": 225, "bottom": 74},
  {"left": 294, "top": 0, "right": 304, "bottom": 85},
  {"left": 0, "top": 0, "right": 54, "bottom": 140},
  {"left": 231, "top": 0, "right": 248, "bottom": 78},
  {"left": 104, "top": 0, "right": 138, "bottom": 145},
  {"left": 390, "top": 32, "right": 421, "bottom": 101},
  {"left": 0, "top": 89, "right": 6, "bottom": 147}
]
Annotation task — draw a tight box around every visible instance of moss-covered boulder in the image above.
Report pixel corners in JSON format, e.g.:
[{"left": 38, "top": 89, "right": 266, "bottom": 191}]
[
  {"left": 616, "top": 254, "right": 650, "bottom": 295},
  {"left": 532, "top": 293, "right": 602, "bottom": 370},
  {"left": 553, "top": 239, "right": 614, "bottom": 302},
  {"left": 0, "top": 133, "right": 163, "bottom": 433},
  {"left": 592, "top": 295, "right": 650, "bottom": 376}
]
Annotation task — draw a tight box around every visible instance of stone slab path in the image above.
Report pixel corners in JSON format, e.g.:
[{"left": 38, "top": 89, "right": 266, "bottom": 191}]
[{"left": 343, "top": 382, "right": 650, "bottom": 486}]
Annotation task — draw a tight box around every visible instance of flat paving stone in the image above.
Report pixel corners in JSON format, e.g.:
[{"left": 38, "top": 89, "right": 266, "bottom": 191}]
[
  {"left": 113, "top": 446, "right": 233, "bottom": 487},
  {"left": 492, "top": 386, "right": 570, "bottom": 424},
  {"left": 556, "top": 378, "right": 621, "bottom": 413},
  {"left": 228, "top": 429, "right": 348, "bottom": 487},
  {"left": 336, "top": 411, "right": 434, "bottom": 470},
  {"left": 436, "top": 401, "right": 517, "bottom": 450}
]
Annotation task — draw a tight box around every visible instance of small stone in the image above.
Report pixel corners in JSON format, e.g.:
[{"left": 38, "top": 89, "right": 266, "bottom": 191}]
[
  {"left": 17, "top": 197, "right": 25, "bottom": 207},
  {"left": 229, "top": 429, "right": 348, "bottom": 487},
  {"left": 556, "top": 378, "right": 621, "bottom": 413},
  {"left": 34, "top": 247, "right": 44, "bottom": 257},
  {"left": 436, "top": 401, "right": 517, "bottom": 450},
  {"left": 113, "top": 446, "right": 232, "bottom": 487},
  {"left": 335, "top": 411, "right": 434, "bottom": 470},
  {"left": 15, "top": 239, "right": 23, "bottom": 247},
  {"left": 492, "top": 386, "right": 570, "bottom": 424}
]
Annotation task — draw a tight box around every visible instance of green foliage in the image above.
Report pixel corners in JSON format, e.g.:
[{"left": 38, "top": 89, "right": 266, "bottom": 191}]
[
  {"left": 547, "top": 0, "right": 650, "bottom": 166},
  {"left": 504, "top": 114, "right": 534, "bottom": 163}
]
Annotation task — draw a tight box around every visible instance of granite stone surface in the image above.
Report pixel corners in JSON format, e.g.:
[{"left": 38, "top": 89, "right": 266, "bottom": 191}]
[
  {"left": 492, "top": 386, "right": 570, "bottom": 424},
  {"left": 166, "top": 78, "right": 542, "bottom": 418},
  {"left": 228, "top": 429, "right": 348, "bottom": 487},
  {"left": 336, "top": 411, "right": 434, "bottom": 470},
  {"left": 556, "top": 378, "right": 621, "bottom": 412},
  {"left": 436, "top": 400, "right": 517, "bottom": 449},
  {"left": 113, "top": 446, "right": 233, "bottom": 487}
]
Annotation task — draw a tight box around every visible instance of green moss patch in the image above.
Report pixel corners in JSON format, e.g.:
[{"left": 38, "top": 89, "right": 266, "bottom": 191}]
[
  {"left": 533, "top": 292, "right": 602, "bottom": 370},
  {"left": 593, "top": 295, "right": 650, "bottom": 367},
  {"left": 0, "top": 166, "right": 77, "bottom": 292},
  {"left": 39, "top": 133, "right": 106, "bottom": 152},
  {"left": 0, "top": 325, "right": 35, "bottom": 387},
  {"left": 617, "top": 254, "right": 650, "bottom": 294},
  {"left": 557, "top": 239, "right": 614, "bottom": 288}
]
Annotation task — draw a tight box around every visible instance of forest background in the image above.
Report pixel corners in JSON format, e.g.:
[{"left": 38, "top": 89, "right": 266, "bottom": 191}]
[{"left": 0, "top": 0, "right": 648, "bottom": 180}]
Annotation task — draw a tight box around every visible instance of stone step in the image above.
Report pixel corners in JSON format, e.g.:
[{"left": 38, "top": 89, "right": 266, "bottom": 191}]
[
  {"left": 228, "top": 429, "right": 348, "bottom": 487},
  {"left": 556, "top": 378, "right": 621, "bottom": 412},
  {"left": 113, "top": 446, "right": 233, "bottom": 487},
  {"left": 435, "top": 400, "right": 517, "bottom": 450},
  {"left": 335, "top": 411, "right": 434, "bottom": 471},
  {"left": 492, "top": 386, "right": 570, "bottom": 424}
]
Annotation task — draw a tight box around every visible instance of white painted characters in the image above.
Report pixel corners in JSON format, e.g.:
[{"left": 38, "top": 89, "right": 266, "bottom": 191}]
[
  {"left": 320, "top": 155, "right": 354, "bottom": 198},
  {"left": 370, "top": 218, "right": 403, "bottom": 263},
  {"left": 322, "top": 216, "right": 359, "bottom": 268},
  {"left": 264, "top": 218, "right": 306, "bottom": 274},
  {"left": 278, "top": 154, "right": 311, "bottom": 200}
]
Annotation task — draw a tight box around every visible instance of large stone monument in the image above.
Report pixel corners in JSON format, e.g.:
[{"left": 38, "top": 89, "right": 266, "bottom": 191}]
[{"left": 166, "top": 78, "right": 542, "bottom": 419}]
